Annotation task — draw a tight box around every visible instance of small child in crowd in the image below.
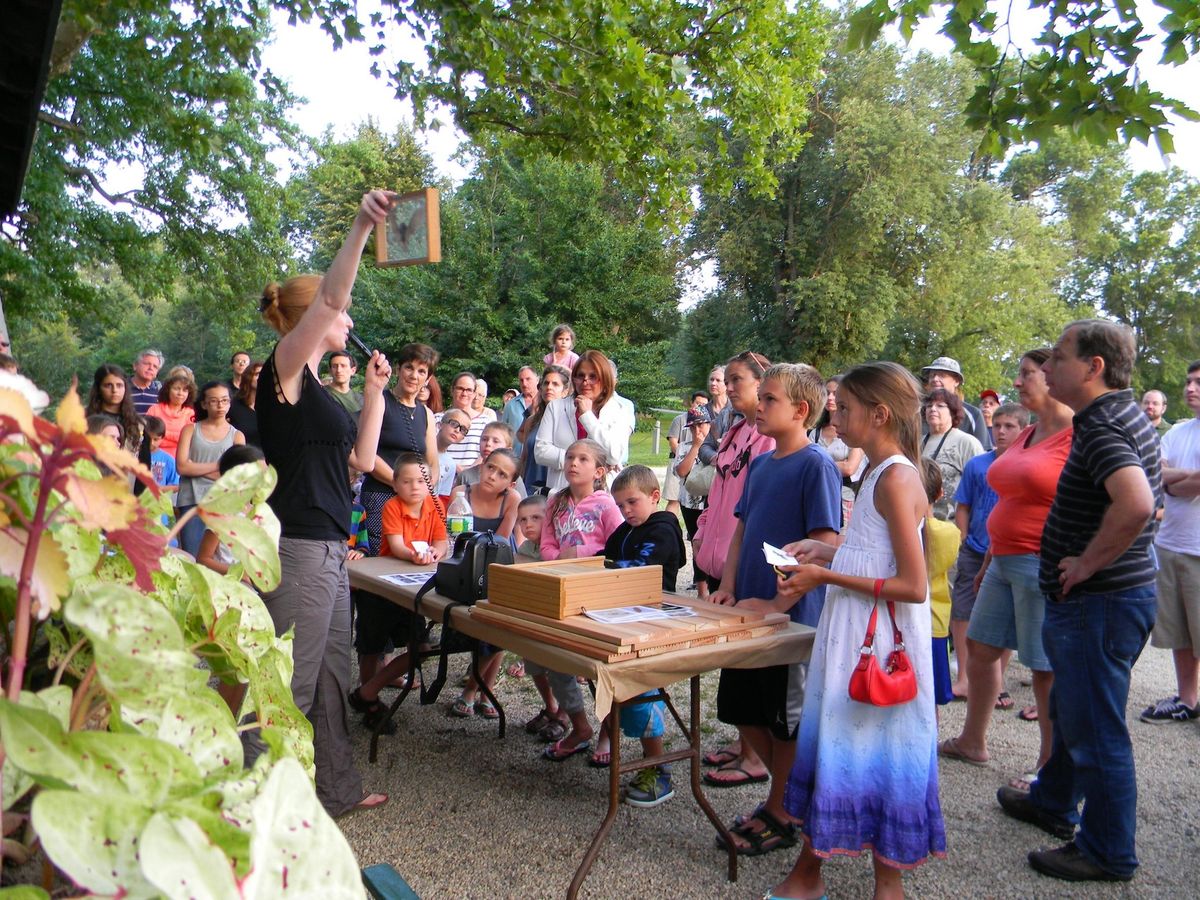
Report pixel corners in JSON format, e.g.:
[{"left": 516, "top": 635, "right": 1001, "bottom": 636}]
[
  {"left": 435, "top": 408, "right": 472, "bottom": 508},
  {"left": 512, "top": 494, "right": 573, "bottom": 737},
  {"left": 544, "top": 323, "right": 580, "bottom": 372},
  {"left": 921, "top": 458, "right": 962, "bottom": 710},
  {"left": 949, "top": 402, "right": 1029, "bottom": 702},
  {"left": 348, "top": 468, "right": 370, "bottom": 561},
  {"left": 709, "top": 364, "right": 841, "bottom": 853},
  {"left": 601, "top": 465, "right": 687, "bottom": 807},
  {"left": 195, "top": 443, "right": 266, "bottom": 715},
  {"left": 457, "top": 421, "right": 527, "bottom": 496},
  {"left": 449, "top": 448, "right": 521, "bottom": 719},
  {"left": 540, "top": 439, "right": 623, "bottom": 762},
  {"left": 349, "top": 452, "right": 450, "bottom": 733},
  {"left": 86, "top": 413, "right": 123, "bottom": 449}
]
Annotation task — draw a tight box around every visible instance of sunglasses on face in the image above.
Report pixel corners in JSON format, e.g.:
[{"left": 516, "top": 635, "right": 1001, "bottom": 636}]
[{"left": 443, "top": 420, "right": 468, "bottom": 434}]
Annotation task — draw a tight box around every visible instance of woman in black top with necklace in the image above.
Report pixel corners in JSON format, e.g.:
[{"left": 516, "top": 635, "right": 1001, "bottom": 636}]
[
  {"left": 354, "top": 342, "right": 440, "bottom": 690},
  {"left": 252, "top": 190, "right": 394, "bottom": 817}
]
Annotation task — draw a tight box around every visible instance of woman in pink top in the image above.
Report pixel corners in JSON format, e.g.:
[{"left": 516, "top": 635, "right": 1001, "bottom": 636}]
[
  {"left": 144, "top": 372, "right": 196, "bottom": 455},
  {"left": 692, "top": 349, "right": 775, "bottom": 786},
  {"left": 940, "top": 348, "right": 1073, "bottom": 785}
]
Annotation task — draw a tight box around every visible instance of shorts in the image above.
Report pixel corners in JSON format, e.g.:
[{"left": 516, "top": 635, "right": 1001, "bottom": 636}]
[
  {"left": 966, "top": 553, "right": 1050, "bottom": 671},
  {"left": 618, "top": 692, "right": 666, "bottom": 738},
  {"left": 951, "top": 545, "right": 987, "bottom": 622},
  {"left": 716, "top": 663, "right": 806, "bottom": 741},
  {"left": 931, "top": 636, "right": 953, "bottom": 705},
  {"left": 353, "top": 591, "right": 425, "bottom": 655},
  {"left": 662, "top": 461, "right": 682, "bottom": 501},
  {"left": 1152, "top": 546, "right": 1200, "bottom": 650}
]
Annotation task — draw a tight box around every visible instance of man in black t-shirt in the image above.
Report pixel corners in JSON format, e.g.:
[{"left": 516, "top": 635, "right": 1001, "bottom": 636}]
[{"left": 997, "top": 319, "right": 1160, "bottom": 885}]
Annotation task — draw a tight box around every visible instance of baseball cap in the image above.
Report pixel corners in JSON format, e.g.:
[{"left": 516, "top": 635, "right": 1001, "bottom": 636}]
[{"left": 979, "top": 389, "right": 1000, "bottom": 402}]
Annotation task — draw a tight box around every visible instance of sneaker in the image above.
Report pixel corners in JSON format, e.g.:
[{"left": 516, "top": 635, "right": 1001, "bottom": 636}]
[
  {"left": 1139, "top": 695, "right": 1200, "bottom": 723},
  {"left": 624, "top": 766, "right": 674, "bottom": 808}
]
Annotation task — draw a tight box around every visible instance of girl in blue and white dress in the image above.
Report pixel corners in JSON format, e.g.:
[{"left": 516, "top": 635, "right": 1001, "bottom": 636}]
[{"left": 769, "top": 361, "right": 945, "bottom": 900}]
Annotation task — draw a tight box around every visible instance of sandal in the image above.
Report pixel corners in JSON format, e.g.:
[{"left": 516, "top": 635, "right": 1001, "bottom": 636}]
[
  {"left": 524, "top": 708, "right": 554, "bottom": 734},
  {"left": 347, "top": 791, "right": 389, "bottom": 814},
  {"left": 347, "top": 689, "right": 396, "bottom": 735},
  {"left": 538, "top": 718, "right": 569, "bottom": 743},
  {"left": 715, "top": 808, "right": 797, "bottom": 856},
  {"left": 449, "top": 695, "right": 475, "bottom": 718},
  {"left": 1008, "top": 771, "right": 1039, "bottom": 792},
  {"left": 587, "top": 749, "right": 611, "bottom": 769},
  {"left": 542, "top": 738, "right": 591, "bottom": 762},
  {"left": 475, "top": 699, "right": 499, "bottom": 720},
  {"left": 1017, "top": 705, "right": 1039, "bottom": 722},
  {"left": 702, "top": 747, "right": 740, "bottom": 767},
  {"left": 937, "top": 737, "right": 988, "bottom": 766},
  {"left": 995, "top": 691, "right": 1014, "bottom": 710},
  {"left": 702, "top": 764, "right": 770, "bottom": 788}
]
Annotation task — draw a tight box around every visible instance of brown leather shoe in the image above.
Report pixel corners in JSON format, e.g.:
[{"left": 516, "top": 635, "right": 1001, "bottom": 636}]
[
  {"left": 1028, "top": 842, "right": 1134, "bottom": 882},
  {"left": 996, "top": 786, "right": 1075, "bottom": 841}
]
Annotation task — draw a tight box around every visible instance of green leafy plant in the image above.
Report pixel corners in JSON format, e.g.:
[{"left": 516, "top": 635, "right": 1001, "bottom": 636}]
[{"left": 0, "top": 382, "right": 362, "bottom": 896}]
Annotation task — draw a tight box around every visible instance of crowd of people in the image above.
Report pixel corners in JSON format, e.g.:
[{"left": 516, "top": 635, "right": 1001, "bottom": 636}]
[{"left": 27, "top": 191, "right": 1192, "bottom": 894}]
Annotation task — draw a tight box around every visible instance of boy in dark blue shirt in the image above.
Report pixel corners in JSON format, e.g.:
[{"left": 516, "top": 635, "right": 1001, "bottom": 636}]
[
  {"left": 601, "top": 465, "right": 687, "bottom": 808},
  {"left": 709, "top": 364, "right": 841, "bottom": 855}
]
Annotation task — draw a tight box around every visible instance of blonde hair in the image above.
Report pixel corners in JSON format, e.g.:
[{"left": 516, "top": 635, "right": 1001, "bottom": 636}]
[
  {"left": 260, "top": 275, "right": 321, "bottom": 335},
  {"left": 612, "top": 464, "right": 660, "bottom": 497},
  {"left": 762, "top": 363, "right": 826, "bottom": 429}
]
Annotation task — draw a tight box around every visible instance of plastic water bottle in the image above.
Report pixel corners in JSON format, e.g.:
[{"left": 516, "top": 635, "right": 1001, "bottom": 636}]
[{"left": 446, "top": 492, "right": 474, "bottom": 536}]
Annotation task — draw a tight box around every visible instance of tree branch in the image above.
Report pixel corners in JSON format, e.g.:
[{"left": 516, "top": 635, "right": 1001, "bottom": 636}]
[
  {"left": 62, "top": 165, "right": 157, "bottom": 216},
  {"left": 37, "top": 111, "right": 83, "bottom": 133}
]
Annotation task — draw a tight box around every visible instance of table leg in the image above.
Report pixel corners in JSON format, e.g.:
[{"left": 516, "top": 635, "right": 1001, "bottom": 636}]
[
  {"left": 688, "top": 675, "right": 737, "bottom": 882},
  {"left": 368, "top": 649, "right": 421, "bottom": 764},
  {"left": 566, "top": 699, "right": 622, "bottom": 900}
]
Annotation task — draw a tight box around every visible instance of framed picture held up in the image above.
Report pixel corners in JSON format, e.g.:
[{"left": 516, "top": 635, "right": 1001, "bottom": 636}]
[{"left": 375, "top": 187, "right": 441, "bottom": 267}]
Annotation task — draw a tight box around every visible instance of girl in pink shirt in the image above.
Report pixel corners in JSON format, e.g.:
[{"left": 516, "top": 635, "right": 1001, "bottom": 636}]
[
  {"left": 539, "top": 438, "right": 623, "bottom": 764},
  {"left": 540, "top": 438, "right": 622, "bottom": 560}
]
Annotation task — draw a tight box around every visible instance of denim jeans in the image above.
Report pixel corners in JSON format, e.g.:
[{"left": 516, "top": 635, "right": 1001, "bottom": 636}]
[{"left": 1030, "top": 586, "right": 1156, "bottom": 877}]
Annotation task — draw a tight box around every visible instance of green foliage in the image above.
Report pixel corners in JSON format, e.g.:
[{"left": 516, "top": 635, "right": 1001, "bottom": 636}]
[
  {"left": 287, "top": 135, "right": 684, "bottom": 409},
  {"left": 684, "top": 43, "right": 1075, "bottom": 389},
  {"left": 0, "top": 383, "right": 358, "bottom": 892},
  {"left": 3, "top": 0, "right": 296, "bottom": 376},
  {"left": 846, "top": 0, "right": 1200, "bottom": 157},
  {"left": 286, "top": 0, "right": 831, "bottom": 222}
]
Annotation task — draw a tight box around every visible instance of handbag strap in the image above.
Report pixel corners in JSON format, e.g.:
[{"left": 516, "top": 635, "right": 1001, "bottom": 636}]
[{"left": 860, "top": 600, "right": 906, "bottom": 652}]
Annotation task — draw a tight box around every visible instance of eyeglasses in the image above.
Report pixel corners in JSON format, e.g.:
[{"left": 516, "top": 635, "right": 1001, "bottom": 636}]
[
  {"left": 443, "top": 420, "right": 468, "bottom": 434},
  {"left": 207, "top": 397, "right": 231, "bottom": 406},
  {"left": 453, "top": 385, "right": 474, "bottom": 394},
  {"left": 574, "top": 372, "right": 600, "bottom": 382}
]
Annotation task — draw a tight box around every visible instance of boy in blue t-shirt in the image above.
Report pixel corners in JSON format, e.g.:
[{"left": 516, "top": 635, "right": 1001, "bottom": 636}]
[
  {"left": 709, "top": 364, "right": 841, "bottom": 854},
  {"left": 949, "top": 402, "right": 1029, "bottom": 700},
  {"left": 143, "top": 416, "right": 180, "bottom": 536}
]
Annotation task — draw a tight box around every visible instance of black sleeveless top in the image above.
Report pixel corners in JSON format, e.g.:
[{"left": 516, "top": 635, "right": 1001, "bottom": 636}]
[
  {"left": 361, "top": 391, "right": 428, "bottom": 495},
  {"left": 257, "top": 352, "right": 355, "bottom": 540},
  {"left": 229, "top": 398, "right": 260, "bottom": 448},
  {"left": 464, "top": 482, "right": 510, "bottom": 533}
]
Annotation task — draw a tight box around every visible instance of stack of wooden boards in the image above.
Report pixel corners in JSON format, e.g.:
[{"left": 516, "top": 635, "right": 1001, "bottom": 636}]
[{"left": 472, "top": 557, "right": 790, "bottom": 662}]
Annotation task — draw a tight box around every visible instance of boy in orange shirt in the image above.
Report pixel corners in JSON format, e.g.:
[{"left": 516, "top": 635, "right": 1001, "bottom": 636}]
[
  {"left": 349, "top": 452, "right": 449, "bottom": 733},
  {"left": 379, "top": 452, "right": 450, "bottom": 563}
]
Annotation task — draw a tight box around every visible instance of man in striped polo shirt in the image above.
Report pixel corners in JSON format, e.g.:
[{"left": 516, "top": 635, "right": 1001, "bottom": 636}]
[{"left": 996, "top": 319, "right": 1160, "bottom": 884}]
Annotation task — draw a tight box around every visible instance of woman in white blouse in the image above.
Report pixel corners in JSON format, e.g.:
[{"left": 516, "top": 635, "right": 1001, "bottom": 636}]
[{"left": 534, "top": 349, "right": 634, "bottom": 491}]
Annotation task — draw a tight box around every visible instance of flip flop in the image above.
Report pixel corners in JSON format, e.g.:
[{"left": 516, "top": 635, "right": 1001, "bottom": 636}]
[
  {"left": 587, "top": 749, "right": 611, "bottom": 769},
  {"left": 714, "top": 808, "right": 797, "bottom": 856},
  {"left": 937, "top": 737, "right": 988, "bottom": 767},
  {"left": 995, "top": 691, "right": 1014, "bottom": 710},
  {"left": 702, "top": 765, "right": 770, "bottom": 788},
  {"left": 542, "top": 738, "right": 591, "bottom": 762},
  {"left": 352, "top": 791, "right": 389, "bottom": 812},
  {"left": 702, "top": 747, "right": 740, "bottom": 767},
  {"left": 1017, "top": 705, "right": 1039, "bottom": 721}
]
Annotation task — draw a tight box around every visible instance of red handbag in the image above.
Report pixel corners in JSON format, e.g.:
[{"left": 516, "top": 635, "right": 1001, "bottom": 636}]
[{"left": 848, "top": 596, "right": 918, "bottom": 707}]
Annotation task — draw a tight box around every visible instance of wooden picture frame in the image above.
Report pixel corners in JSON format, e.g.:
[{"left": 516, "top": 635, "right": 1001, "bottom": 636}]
[{"left": 374, "top": 187, "right": 441, "bottom": 267}]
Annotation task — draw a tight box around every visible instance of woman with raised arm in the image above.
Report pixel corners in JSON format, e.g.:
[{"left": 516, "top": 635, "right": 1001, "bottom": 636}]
[{"left": 250, "top": 189, "right": 394, "bottom": 817}]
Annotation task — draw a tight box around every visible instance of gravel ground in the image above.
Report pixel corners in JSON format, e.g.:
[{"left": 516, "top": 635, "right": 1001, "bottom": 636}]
[{"left": 340, "top": 580, "right": 1199, "bottom": 900}]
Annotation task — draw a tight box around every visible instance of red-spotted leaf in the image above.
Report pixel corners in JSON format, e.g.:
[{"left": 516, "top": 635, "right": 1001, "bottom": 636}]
[
  {"left": 62, "top": 472, "right": 138, "bottom": 531},
  {"left": 106, "top": 507, "right": 168, "bottom": 591}
]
